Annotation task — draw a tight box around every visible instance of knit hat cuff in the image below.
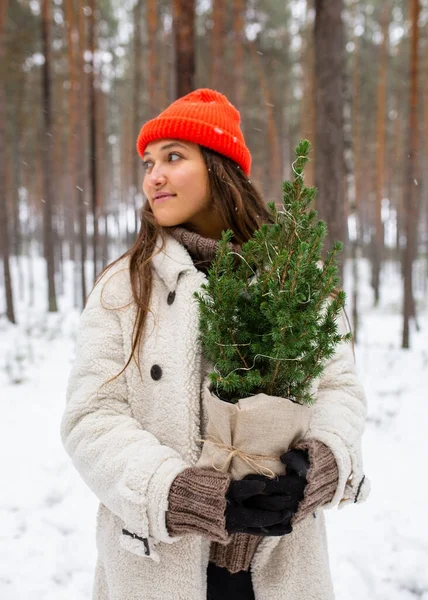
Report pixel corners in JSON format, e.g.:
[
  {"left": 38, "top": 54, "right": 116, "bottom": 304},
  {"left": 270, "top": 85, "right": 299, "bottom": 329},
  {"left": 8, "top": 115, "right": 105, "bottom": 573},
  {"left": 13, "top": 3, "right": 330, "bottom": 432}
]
[{"left": 136, "top": 116, "right": 251, "bottom": 176}]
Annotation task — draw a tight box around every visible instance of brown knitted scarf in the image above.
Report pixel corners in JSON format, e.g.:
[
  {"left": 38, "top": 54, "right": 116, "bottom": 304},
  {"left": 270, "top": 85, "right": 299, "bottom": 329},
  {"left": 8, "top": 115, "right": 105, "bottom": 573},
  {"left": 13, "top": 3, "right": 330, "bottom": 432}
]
[{"left": 167, "top": 226, "right": 241, "bottom": 273}]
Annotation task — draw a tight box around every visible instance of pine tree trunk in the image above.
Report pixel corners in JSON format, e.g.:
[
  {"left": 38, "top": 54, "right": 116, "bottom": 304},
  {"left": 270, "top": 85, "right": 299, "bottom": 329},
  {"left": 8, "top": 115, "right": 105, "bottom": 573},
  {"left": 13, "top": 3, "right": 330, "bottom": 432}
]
[
  {"left": 121, "top": 109, "right": 132, "bottom": 246},
  {"left": 147, "top": 0, "right": 158, "bottom": 117},
  {"left": 23, "top": 136, "right": 34, "bottom": 306},
  {"left": 1, "top": 159, "right": 17, "bottom": 323},
  {"left": 77, "top": 0, "right": 87, "bottom": 307},
  {"left": 211, "top": 0, "right": 226, "bottom": 90},
  {"left": 250, "top": 42, "right": 281, "bottom": 200},
  {"left": 393, "top": 91, "right": 404, "bottom": 258},
  {"left": 12, "top": 98, "right": 23, "bottom": 262},
  {"left": 372, "top": 5, "right": 390, "bottom": 306},
  {"left": 159, "top": 14, "right": 170, "bottom": 110},
  {"left": 173, "top": 0, "right": 195, "bottom": 98},
  {"left": 41, "top": 0, "right": 58, "bottom": 312},
  {"left": 423, "top": 33, "right": 428, "bottom": 293},
  {"left": 96, "top": 89, "right": 106, "bottom": 269},
  {"left": 34, "top": 131, "right": 44, "bottom": 256},
  {"left": 351, "top": 239, "right": 359, "bottom": 343},
  {"left": 314, "top": 0, "right": 346, "bottom": 282},
  {"left": 402, "top": 0, "right": 420, "bottom": 349},
  {"left": 88, "top": 0, "right": 99, "bottom": 283},
  {"left": 102, "top": 212, "right": 109, "bottom": 269},
  {"left": 232, "top": 0, "right": 245, "bottom": 108},
  {"left": 54, "top": 70, "right": 65, "bottom": 294},
  {"left": 65, "top": 0, "right": 78, "bottom": 267},
  {"left": 133, "top": 0, "right": 143, "bottom": 237},
  {"left": 351, "top": 18, "right": 362, "bottom": 342},
  {"left": 300, "top": 6, "right": 316, "bottom": 187},
  {"left": 0, "top": 0, "right": 15, "bottom": 323}
]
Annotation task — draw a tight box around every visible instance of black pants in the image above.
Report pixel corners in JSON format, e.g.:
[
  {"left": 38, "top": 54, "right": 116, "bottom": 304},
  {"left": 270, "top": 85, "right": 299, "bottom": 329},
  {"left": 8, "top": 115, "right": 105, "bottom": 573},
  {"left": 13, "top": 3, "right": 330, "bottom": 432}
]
[{"left": 207, "top": 561, "right": 255, "bottom": 600}]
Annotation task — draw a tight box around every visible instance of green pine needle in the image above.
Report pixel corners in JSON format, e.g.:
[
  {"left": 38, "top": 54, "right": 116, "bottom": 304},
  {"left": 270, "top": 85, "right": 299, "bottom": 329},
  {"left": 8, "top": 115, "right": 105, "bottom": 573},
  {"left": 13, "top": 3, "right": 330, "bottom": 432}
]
[{"left": 194, "top": 140, "right": 350, "bottom": 404}]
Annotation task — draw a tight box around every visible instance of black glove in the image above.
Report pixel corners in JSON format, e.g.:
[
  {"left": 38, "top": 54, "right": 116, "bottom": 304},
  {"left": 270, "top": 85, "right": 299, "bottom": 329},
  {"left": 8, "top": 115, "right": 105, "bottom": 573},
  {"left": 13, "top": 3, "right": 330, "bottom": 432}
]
[
  {"left": 225, "top": 476, "right": 294, "bottom": 536},
  {"left": 225, "top": 449, "right": 310, "bottom": 537},
  {"left": 280, "top": 448, "right": 310, "bottom": 479}
]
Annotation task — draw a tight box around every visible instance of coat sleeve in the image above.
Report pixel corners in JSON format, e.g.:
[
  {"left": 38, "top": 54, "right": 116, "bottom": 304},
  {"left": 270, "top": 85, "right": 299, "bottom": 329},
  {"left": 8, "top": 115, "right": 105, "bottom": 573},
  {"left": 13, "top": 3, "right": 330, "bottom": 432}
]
[
  {"left": 305, "top": 311, "right": 370, "bottom": 509},
  {"left": 60, "top": 266, "right": 189, "bottom": 558}
]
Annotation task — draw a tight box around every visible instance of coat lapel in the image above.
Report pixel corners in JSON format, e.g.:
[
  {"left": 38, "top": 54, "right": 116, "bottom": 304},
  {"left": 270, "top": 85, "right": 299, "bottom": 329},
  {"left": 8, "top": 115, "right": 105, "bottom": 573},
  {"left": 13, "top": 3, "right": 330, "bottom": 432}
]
[{"left": 151, "top": 234, "right": 197, "bottom": 291}]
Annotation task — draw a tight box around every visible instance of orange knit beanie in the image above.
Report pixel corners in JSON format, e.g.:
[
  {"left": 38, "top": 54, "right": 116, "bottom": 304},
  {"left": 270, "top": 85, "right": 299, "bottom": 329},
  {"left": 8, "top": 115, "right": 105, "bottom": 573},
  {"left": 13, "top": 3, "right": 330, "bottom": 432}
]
[{"left": 136, "top": 88, "right": 252, "bottom": 175}]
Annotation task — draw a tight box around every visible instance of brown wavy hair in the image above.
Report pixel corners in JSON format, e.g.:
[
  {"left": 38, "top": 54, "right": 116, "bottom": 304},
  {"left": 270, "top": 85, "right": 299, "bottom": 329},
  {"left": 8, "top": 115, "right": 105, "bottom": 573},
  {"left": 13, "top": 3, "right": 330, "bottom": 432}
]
[{"left": 98, "top": 146, "right": 273, "bottom": 378}]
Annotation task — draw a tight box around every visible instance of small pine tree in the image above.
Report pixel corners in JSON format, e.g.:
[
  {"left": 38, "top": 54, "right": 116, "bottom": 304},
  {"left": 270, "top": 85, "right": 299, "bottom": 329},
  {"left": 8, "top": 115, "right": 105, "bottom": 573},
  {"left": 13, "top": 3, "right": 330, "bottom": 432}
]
[{"left": 195, "top": 140, "right": 352, "bottom": 405}]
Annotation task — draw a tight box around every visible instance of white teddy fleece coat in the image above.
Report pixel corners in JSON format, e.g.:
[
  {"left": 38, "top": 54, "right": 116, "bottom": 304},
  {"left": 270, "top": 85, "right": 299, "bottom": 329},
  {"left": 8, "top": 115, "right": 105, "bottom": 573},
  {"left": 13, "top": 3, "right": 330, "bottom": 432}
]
[{"left": 61, "top": 234, "right": 369, "bottom": 600}]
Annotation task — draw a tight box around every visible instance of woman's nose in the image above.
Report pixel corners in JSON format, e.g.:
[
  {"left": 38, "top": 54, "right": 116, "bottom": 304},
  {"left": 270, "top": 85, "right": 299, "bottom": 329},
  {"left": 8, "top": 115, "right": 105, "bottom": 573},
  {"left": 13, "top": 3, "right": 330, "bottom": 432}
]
[{"left": 147, "top": 164, "right": 167, "bottom": 187}]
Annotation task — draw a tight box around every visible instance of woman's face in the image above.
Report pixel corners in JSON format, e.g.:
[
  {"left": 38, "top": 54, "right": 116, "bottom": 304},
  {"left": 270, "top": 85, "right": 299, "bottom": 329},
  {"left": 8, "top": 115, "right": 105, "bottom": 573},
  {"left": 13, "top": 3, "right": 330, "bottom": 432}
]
[{"left": 142, "top": 139, "right": 225, "bottom": 238}]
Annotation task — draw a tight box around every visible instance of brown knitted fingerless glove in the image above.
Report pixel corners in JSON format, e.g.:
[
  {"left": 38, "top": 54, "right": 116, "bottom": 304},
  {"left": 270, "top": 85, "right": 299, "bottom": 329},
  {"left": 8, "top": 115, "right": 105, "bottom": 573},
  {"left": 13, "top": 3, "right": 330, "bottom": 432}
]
[
  {"left": 209, "top": 440, "right": 339, "bottom": 573},
  {"left": 291, "top": 439, "right": 339, "bottom": 524},
  {"left": 166, "top": 467, "right": 231, "bottom": 543},
  {"left": 210, "top": 533, "right": 262, "bottom": 574}
]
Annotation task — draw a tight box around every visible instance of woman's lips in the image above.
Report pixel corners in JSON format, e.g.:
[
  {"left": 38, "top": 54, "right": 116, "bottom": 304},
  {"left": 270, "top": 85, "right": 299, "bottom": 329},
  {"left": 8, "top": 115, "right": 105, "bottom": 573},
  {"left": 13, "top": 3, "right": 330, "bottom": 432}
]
[{"left": 153, "top": 194, "right": 176, "bottom": 204}]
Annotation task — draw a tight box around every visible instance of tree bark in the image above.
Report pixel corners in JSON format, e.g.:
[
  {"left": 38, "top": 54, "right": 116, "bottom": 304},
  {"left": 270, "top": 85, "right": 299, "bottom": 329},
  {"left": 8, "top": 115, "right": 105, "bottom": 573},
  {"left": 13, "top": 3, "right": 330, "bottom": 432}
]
[
  {"left": 372, "top": 5, "right": 390, "bottom": 306},
  {"left": 3, "top": 147, "right": 17, "bottom": 320},
  {"left": 314, "top": 0, "right": 346, "bottom": 282},
  {"left": 393, "top": 91, "right": 404, "bottom": 257},
  {"left": 159, "top": 19, "right": 171, "bottom": 110},
  {"left": 423, "top": 30, "right": 428, "bottom": 292},
  {"left": 211, "top": 0, "right": 226, "bottom": 90},
  {"left": 88, "top": 0, "right": 99, "bottom": 282},
  {"left": 132, "top": 0, "right": 143, "bottom": 237},
  {"left": 0, "top": 0, "right": 15, "bottom": 323},
  {"left": 77, "top": 0, "right": 87, "bottom": 307},
  {"left": 300, "top": 6, "right": 316, "bottom": 188},
  {"left": 13, "top": 93, "right": 23, "bottom": 262},
  {"left": 250, "top": 41, "right": 281, "bottom": 200},
  {"left": 147, "top": 0, "right": 158, "bottom": 116},
  {"left": 173, "top": 0, "right": 195, "bottom": 98},
  {"left": 41, "top": 0, "right": 58, "bottom": 312},
  {"left": 53, "top": 65, "right": 65, "bottom": 294},
  {"left": 65, "top": 0, "right": 78, "bottom": 268},
  {"left": 232, "top": 0, "right": 245, "bottom": 108},
  {"left": 402, "top": 0, "right": 421, "bottom": 349},
  {"left": 351, "top": 15, "right": 362, "bottom": 343},
  {"left": 96, "top": 88, "right": 106, "bottom": 269}
]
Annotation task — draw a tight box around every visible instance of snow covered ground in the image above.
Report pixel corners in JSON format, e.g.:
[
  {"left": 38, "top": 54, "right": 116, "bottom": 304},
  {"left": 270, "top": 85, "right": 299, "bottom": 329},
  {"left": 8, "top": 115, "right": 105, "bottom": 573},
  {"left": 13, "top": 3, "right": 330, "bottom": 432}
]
[{"left": 0, "top": 257, "right": 427, "bottom": 600}]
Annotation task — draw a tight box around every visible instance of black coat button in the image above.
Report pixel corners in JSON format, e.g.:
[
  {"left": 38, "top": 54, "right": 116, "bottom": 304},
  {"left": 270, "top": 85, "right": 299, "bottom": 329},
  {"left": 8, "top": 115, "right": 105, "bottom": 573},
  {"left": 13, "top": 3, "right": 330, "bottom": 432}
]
[
  {"left": 167, "top": 291, "right": 176, "bottom": 305},
  {"left": 150, "top": 365, "right": 162, "bottom": 381}
]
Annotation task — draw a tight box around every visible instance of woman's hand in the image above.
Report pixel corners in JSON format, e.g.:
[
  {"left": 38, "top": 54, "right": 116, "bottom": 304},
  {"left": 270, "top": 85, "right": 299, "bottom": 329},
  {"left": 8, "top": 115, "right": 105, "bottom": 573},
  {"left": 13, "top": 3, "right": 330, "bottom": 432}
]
[{"left": 225, "top": 449, "right": 309, "bottom": 536}]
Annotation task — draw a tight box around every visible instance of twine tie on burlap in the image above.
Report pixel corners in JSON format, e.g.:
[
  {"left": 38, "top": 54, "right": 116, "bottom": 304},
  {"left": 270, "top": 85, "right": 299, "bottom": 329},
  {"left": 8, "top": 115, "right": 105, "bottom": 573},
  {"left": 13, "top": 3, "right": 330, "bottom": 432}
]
[{"left": 197, "top": 436, "right": 279, "bottom": 479}]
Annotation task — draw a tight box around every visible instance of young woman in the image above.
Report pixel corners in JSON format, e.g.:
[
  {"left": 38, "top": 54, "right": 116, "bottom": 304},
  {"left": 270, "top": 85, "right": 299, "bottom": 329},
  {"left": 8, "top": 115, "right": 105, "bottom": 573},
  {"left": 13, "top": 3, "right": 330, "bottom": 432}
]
[{"left": 61, "top": 88, "right": 369, "bottom": 600}]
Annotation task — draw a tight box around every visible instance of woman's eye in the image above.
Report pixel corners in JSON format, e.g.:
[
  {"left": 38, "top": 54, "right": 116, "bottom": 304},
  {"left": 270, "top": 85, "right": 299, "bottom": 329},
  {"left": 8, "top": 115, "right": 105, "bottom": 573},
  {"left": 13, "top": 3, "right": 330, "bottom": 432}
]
[{"left": 142, "top": 153, "right": 181, "bottom": 172}]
